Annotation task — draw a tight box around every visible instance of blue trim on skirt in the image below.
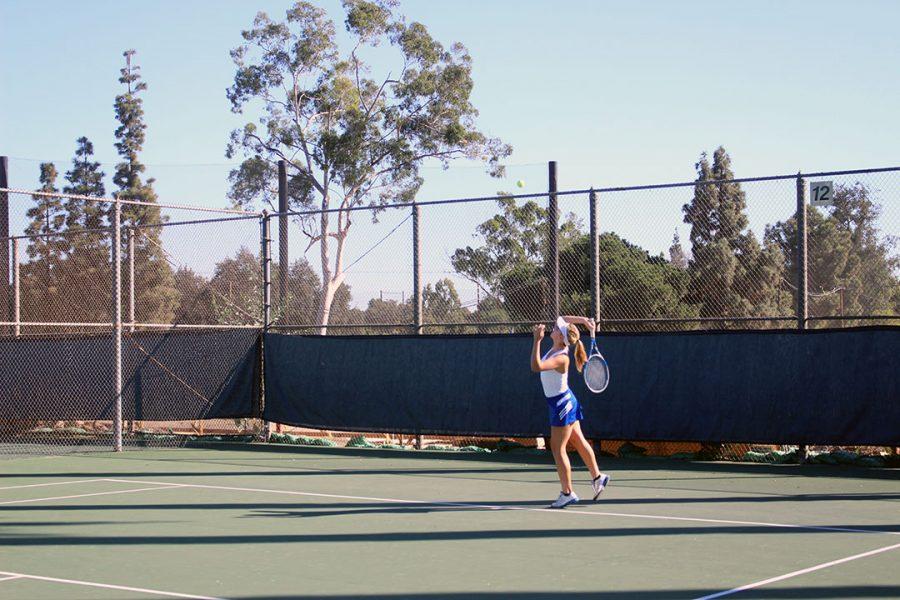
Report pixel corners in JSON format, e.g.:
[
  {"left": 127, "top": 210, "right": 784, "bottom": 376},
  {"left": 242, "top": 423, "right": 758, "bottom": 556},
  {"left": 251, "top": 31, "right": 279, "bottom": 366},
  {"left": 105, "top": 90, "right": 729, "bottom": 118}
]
[{"left": 545, "top": 389, "right": 583, "bottom": 427}]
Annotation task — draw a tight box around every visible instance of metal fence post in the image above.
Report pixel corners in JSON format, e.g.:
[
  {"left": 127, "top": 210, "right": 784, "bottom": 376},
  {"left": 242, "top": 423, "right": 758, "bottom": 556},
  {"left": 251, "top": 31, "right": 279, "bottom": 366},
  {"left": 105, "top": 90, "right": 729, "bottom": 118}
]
[
  {"left": 589, "top": 188, "right": 600, "bottom": 323},
  {"left": 547, "top": 161, "right": 560, "bottom": 319},
  {"left": 127, "top": 229, "right": 137, "bottom": 434},
  {"left": 413, "top": 203, "right": 423, "bottom": 335},
  {"left": 12, "top": 238, "right": 20, "bottom": 337},
  {"left": 278, "top": 160, "right": 288, "bottom": 311},
  {"left": 112, "top": 199, "right": 123, "bottom": 452},
  {"left": 1, "top": 156, "right": 9, "bottom": 334},
  {"left": 262, "top": 213, "right": 272, "bottom": 325},
  {"left": 261, "top": 212, "right": 272, "bottom": 440},
  {"left": 128, "top": 229, "right": 135, "bottom": 333},
  {"left": 796, "top": 174, "right": 808, "bottom": 463},
  {"left": 588, "top": 188, "right": 602, "bottom": 455},
  {"left": 796, "top": 174, "right": 808, "bottom": 331},
  {"left": 412, "top": 202, "right": 423, "bottom": 449},
  {"left": 272, "top": 161, "right": 288, "bottom": 435}
]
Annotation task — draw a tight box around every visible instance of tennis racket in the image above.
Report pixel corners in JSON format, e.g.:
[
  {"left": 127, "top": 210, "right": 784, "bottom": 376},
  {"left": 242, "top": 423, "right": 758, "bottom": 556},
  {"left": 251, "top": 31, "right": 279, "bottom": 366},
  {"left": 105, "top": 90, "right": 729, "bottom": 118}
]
[{"left": 583, "top": 336, "right": 610, "bottom": 393}]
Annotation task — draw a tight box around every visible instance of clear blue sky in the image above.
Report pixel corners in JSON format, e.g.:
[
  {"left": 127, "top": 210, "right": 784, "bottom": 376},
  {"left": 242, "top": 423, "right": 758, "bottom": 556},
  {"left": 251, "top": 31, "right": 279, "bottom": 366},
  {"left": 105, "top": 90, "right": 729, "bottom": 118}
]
[{"left": 2, "top": 0, "right": 898, "bottom": 305}]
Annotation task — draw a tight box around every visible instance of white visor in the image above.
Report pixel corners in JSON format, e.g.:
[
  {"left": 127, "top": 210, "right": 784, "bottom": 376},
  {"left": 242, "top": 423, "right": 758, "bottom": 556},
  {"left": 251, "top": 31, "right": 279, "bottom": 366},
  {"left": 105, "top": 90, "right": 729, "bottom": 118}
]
[{"left": 555, "top": 317, "right": 569, "bottom": 335}]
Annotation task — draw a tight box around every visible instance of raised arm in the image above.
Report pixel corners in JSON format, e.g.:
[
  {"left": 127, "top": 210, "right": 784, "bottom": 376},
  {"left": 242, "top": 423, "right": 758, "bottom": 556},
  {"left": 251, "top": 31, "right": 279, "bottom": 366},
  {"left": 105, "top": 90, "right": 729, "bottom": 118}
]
[{"left": 561, "top": 315, "right": 597, "bottom": 336}]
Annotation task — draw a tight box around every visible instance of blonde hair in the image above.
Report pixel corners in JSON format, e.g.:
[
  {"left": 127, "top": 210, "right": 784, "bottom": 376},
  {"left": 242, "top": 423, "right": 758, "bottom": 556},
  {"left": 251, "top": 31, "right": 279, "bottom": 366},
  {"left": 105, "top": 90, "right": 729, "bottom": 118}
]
[{"left": 566, "top": 326, "right": 587, "bottom": 372}]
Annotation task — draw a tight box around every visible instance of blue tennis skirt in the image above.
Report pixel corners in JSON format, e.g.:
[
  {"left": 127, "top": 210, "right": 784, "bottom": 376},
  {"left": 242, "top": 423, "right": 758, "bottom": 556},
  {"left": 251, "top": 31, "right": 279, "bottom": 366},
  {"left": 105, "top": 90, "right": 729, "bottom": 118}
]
[{"left": 545, "top": 389, "right": 583, "bottom": 427}]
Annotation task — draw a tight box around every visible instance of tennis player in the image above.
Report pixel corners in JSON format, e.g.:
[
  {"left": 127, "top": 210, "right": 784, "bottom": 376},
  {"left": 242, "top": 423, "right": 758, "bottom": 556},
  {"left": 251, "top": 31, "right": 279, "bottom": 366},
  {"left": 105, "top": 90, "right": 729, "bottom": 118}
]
[{"left": 531, "top": 316, "right": 610, "bottom": 508}]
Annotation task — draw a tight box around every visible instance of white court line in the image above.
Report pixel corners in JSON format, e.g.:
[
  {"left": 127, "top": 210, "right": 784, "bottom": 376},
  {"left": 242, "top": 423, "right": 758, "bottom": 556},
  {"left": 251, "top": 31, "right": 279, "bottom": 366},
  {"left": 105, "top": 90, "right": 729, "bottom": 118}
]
[
  {"left": 556, "top": 507, "right": 899, "bottom": 536},
  {"left": 0, "top": 478, "right": 107, "bottom": 491},
  {"left": 103, "top": 478, "right": 900, "bottom": 537},
  {"left": 0, "top": 575, "right": 24, "bottom": 583},
  {"left": 0, "top": 485, "right": 185, "bottom": 506},
  {"left": 695, "top": 541, "right": 900, "bottom": 599},
  {"left": 0, "top": 570, "right": 225, "bottom": 599}
]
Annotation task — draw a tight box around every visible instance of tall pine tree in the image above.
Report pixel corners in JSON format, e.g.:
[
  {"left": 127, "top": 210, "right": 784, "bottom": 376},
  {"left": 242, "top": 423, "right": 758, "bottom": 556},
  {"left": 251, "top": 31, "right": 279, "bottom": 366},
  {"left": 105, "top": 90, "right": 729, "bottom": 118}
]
[
  {"left": 25, "top": 163, "right": 66, "bottom": 264},
  {"left": 682, "top": 147, "right": 782, "bottom": 320},
  {"left": 62, "top": 136, "right": 112, "bottom": 322},
  {"left": 22, "top": 163, "right": 67, "bottom": 321},
  {"left": 64, "top": 137, "right": 107, "bottom": 230},
  {"left": 113, "top": 49, "right": 177, "bottom": 323}
]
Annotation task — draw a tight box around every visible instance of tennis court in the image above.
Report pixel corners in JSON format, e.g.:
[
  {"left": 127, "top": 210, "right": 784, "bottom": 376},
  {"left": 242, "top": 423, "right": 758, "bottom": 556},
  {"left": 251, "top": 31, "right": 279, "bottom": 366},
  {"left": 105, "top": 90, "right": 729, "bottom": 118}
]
[
  {"left": 1, "top": 445, "right": 898, "bottom": 599},
  {"left": 1, "top": 161, "right": 899, "bottom": 599}
]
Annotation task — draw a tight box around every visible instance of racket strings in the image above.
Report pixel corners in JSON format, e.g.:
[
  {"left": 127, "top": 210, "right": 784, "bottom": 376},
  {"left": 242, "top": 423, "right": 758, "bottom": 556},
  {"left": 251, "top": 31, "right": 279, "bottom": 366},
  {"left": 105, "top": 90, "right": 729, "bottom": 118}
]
[{"left": 584, "top": 354, "right": 609, "bottom": 393}]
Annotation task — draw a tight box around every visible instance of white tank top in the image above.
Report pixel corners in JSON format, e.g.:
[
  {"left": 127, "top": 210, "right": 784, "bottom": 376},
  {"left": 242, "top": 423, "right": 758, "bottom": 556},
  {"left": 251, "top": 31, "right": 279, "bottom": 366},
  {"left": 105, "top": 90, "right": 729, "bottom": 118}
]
[{"left": 539, "top": 347, "right": 569, "bottom": 397}]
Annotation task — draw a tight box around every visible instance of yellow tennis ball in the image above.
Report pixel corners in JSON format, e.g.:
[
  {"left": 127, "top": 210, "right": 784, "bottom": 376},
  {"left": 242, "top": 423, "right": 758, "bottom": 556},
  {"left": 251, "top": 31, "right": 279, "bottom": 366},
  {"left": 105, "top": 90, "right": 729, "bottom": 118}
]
[{"left": 516, "top": 179, "right": 525, "bottom": 188}]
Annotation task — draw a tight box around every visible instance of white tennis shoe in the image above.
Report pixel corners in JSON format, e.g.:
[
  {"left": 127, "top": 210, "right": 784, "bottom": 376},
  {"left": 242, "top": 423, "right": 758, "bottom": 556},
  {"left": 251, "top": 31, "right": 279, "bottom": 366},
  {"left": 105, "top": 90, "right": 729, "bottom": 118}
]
[
  {"left": 549, "top": 491, "right": 579, "bottom": 509},
  {"left": 592, "top": 473, "right": 610, "bottom": 500}
]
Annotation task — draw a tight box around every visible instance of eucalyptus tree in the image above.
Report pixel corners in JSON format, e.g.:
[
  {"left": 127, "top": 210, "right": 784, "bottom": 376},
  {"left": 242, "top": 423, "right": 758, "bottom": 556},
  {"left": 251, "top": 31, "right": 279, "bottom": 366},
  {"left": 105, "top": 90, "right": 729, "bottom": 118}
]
[{"left": 226, "top": 1, "right": 510, "bottom": 332}]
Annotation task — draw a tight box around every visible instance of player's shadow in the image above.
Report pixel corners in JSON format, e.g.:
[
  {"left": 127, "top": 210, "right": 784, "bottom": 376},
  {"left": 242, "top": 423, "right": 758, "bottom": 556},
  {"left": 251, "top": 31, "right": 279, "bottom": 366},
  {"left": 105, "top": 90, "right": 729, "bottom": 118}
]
[{"left": 244, "top": 501, "right": 522, "bottom": 519}]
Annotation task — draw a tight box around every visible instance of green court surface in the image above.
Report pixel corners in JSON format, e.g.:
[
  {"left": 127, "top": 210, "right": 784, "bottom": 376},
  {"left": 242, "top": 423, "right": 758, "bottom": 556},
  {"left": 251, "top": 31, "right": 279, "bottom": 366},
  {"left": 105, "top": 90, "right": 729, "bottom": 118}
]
[{"left": 1, "top": 446, "right": 898, "bottom": 599}]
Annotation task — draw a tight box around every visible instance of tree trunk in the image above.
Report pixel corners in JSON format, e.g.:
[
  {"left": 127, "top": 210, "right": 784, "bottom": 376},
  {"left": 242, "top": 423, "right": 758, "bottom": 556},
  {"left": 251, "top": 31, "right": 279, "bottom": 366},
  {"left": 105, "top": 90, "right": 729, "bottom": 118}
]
[
  {"left": 316, "top": 279, "right": 338, "bottom": 335},
  {"left": 314, "top": 194, "right": 351, "bottom": 336},
  {"left": 316, "top": 197, "right": 332, "bottom": 335}
]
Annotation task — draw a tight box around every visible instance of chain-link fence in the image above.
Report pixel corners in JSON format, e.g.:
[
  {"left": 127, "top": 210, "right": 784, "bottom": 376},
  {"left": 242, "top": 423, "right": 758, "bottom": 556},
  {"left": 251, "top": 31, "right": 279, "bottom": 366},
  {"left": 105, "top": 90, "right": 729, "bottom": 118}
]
[
  {"left": 260, "top": 168, "right": 897, "bottom": 336},
  {"left": 0, "top": 180, "right": 265, "bottom": 455},
  {"left": 2, "top": 161, "right": 898, "bottom": 462}
]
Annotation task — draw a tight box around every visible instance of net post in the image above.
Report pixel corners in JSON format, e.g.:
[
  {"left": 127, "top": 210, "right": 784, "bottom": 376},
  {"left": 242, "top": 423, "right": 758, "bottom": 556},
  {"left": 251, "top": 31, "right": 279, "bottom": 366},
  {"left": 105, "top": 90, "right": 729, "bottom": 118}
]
[
  {"left": 412, "top": 202, "right": 423, "bottom": 450},
  {"left": 1, "top": 156, "right": 9, "bottom": 335},
  {"left": 261, "top": 211, "right": 273, "bottom": 441},
  {"left": 12, "top": 237, "right": 19, "bottom": 337},
  {"left": 796, "top": 173, "right": 808, "bottom": 463},
  {"left": 112, "top": 198, "right": 124, "bottom": 452},
  {"left": 278, "top": 160, "right": 288, "bottom": 311},
  {"left": 546, "top": 161, "right": 560, "bottom": 319}
]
